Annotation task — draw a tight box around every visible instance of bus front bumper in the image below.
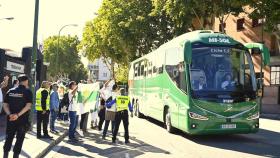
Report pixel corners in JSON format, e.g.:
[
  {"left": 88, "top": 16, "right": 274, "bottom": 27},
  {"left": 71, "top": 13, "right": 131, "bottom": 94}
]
[{"left": 186, "top": 119, "right": 259, "bottom": 135}]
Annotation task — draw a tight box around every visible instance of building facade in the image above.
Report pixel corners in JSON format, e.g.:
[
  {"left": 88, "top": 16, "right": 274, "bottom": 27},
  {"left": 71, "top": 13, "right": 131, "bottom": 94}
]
[{"left": 88, "top": 58, "right": 111, "bottom": 82}]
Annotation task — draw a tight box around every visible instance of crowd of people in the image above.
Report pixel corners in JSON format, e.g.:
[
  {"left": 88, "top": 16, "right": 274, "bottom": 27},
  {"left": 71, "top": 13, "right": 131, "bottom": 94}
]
[{"left": 0, "top": 75, "right": 133, "bottom": 158}]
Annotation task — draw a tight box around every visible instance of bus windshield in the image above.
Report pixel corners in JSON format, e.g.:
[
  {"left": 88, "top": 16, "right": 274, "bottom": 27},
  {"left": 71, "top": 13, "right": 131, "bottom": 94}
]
[{"left": 190, "top": 45, "right": 256, "bottom": 100}]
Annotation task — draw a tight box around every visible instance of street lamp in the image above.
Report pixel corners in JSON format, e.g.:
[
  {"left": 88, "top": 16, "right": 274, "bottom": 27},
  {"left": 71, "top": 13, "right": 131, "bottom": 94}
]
[
  {"left": 56, "top": 24, "right": 78, "bottom": 75},
  {"left": 0, "top": 17, "right": 14, "bottom": 21}
]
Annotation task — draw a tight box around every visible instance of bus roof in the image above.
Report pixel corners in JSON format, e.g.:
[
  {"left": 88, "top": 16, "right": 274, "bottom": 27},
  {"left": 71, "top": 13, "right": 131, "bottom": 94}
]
[{"left": 131, "top": 30, "right": 241, "bottom": 64}]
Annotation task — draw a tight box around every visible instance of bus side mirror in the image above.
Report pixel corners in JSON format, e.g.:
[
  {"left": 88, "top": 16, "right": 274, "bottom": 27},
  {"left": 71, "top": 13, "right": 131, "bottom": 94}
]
[{"left": 184, "top": 40, "right": 192, "bottom": 64}]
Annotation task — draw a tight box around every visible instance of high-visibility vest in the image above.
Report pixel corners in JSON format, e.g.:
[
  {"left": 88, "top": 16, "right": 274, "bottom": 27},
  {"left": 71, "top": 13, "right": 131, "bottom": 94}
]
[
  {"left": 116, "top": 96, "right": 130, "bottom": 112},
  {"left": 36, "top": 88, "right": 50, "bottom": 111}
]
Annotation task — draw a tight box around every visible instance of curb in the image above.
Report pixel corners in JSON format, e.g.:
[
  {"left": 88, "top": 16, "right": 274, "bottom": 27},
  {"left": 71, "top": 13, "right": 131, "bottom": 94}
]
[
  {"left": 35, "top": 130, "right": 68, "bottom": 158},
  {"left": 261, "top": 114, "right": 280, "bottom": 120}
]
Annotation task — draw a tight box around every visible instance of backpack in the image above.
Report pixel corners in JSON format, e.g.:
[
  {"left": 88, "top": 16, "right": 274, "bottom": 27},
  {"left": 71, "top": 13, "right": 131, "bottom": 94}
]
[{"left": 60, "top": 92, "right": 70, "bottom": 109}]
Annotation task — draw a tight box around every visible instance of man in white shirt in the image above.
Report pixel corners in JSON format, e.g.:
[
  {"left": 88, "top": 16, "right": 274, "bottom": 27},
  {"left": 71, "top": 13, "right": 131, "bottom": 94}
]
[
  {"left": 0, "top": 75, "right": 9, "bottom": 113},
  {"left": 68, "top": 81, "right": 79, "bottom": 142}
]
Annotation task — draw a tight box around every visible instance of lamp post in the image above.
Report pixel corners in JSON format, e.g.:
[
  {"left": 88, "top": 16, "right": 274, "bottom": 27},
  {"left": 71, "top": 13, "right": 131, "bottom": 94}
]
[
  {"left": 56, "top": 24, "right": 78, "bottom": 75},
  {"left": 30, "top": 0, "right": 40, "bottom": 130},
  {"left": 0, "top": 17, "right": 14, "bottom": 21}
]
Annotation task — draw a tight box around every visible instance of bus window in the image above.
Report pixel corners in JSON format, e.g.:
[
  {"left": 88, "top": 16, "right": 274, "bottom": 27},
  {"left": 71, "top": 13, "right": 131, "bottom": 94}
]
[
  {"left": 140, "top": 65, "right": 144, "bottom": 76},
  {"left": 153, "top": 66, "right": 158, "bottom": 74},
  {"left": 165, "top": 48, "right": 187, "bottom": 92},
  {"left": 191, "top": 46, "right": 256, "bottom": 95}
]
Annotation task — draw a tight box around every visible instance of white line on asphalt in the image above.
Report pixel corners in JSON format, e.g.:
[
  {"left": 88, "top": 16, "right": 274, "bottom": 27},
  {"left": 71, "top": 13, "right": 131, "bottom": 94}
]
[{"left": 125, "top": 153, "right": 130, "bottom": 158}]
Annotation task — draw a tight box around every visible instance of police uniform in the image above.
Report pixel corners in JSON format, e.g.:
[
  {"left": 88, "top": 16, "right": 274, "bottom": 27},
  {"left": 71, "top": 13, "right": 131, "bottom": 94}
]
[
  {"left": 36, "top": 88, "right": 51, "bottom": 138},
  {"left": 3, "top": 85, "right": 32, "bottom": 157},
  {"left": 107, "top": 95, "right": 133, "bottom": 143}
]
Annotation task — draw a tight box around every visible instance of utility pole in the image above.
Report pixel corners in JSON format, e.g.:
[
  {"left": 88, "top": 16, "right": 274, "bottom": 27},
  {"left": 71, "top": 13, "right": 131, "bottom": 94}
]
[{"left": 30, "top": 0, "right": 40, "bottom": 130}]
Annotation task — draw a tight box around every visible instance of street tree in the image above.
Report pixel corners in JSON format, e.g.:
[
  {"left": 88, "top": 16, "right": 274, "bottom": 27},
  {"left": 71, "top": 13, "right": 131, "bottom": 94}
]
[
  {"left": 151, "top": 0, "right": 246, "bottom": 33},
  {"left": 80, "top": 0, "right": 176, "bottom": 69},
  {"left": 43, "top": 35, "right": 88, "bottom": 81},
  {"left": 247, "top": 0, "right": 280, "bottom": 33}
]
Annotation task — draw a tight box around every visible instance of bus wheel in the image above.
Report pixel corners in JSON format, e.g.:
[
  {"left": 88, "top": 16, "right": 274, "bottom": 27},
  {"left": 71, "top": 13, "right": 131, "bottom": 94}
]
[{"left": 165, "top": 109, "right": 174, "bottom": 133}]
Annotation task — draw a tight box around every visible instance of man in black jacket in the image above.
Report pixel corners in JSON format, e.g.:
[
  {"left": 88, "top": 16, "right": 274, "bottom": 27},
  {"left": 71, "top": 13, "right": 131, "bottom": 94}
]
[{"left": 2, "top": 75, "right": 32, "bottom": 158}]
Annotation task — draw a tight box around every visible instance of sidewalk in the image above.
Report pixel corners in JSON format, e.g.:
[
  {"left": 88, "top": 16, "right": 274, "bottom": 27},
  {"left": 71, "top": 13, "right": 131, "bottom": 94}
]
[
  {"left": 0, "top": 121, "right": 68, "bottom": 158},
  {"left": 261, "top": 104, "right": 280, "bottom": 120}
]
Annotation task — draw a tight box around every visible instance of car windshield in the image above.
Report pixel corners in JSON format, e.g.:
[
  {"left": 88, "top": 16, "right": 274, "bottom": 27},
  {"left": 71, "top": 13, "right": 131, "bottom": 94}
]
[{"left": 190, "top": 45, "right": 256, "bottom": 100}]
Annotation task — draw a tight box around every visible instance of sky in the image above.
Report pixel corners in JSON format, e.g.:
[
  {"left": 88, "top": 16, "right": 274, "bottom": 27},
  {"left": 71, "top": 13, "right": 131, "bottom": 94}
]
[{"left": 0, "top": 0, "right": 102, "bottom": 53}]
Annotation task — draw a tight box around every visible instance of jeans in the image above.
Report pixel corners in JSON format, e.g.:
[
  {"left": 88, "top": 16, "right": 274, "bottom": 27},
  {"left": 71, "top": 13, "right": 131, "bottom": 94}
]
[
  {"left": 0, "top": 102, "right": 3, "bottom": 113},
  {"left": 50, "top": 109, "right": 58, "bottom": 131},
  {"left": 68, "top": 111, "right": 79, "bottom": 139},
  {"left": 98, "top": 108, "right": 106, "bottom": 130},
  {"left": 103, "top": 120, "right": 115, "bottom": 137}
]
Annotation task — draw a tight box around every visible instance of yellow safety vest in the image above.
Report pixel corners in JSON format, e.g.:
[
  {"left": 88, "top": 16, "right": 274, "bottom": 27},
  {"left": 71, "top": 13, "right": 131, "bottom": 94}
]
[
  {"left": 116, "top": 96, "right": 130, "bottom": 112},
  {"left": 36, "top": 88, "right": 50, "bottom": 111}
]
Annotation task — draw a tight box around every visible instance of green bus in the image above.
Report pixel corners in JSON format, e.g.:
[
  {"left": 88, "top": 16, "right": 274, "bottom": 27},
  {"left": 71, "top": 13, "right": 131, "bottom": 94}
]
[{"left": 128, "top": 30, "right": 266, "bottom": 135}]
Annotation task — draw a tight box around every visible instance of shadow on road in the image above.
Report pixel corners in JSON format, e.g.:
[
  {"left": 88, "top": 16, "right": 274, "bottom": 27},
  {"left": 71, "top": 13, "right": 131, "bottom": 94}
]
[
  {"left": 55, "top": 130, "right": 170, "bottom": 158},
  {"left": 143, "top": 116, "right": 280, "bottom": 157}
]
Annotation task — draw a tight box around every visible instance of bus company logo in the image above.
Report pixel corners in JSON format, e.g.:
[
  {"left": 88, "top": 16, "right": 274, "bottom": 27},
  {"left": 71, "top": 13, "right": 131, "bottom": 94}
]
[{"left": 208, "top": 38, "right": 230, "bottom": 44}]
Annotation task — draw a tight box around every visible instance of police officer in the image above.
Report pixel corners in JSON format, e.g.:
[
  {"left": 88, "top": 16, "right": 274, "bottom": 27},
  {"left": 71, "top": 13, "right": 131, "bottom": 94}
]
[
  {"left": 36, "top": 81, "right": 53, "bottom": 139},
  {"left": 107, "top": 86, "right": 133, "bottom": 144},
  {"left": 2, "top": 74, "right": 32, "bottom": 158}
]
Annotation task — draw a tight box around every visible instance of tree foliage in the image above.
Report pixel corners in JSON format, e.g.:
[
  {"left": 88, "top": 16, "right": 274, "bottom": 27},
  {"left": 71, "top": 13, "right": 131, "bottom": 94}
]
[
  {"left": 247, "top": 0, "right": 280, "bottom": 32},
  {"left": 151, "top": 0, "right": 246, "bottom": 32},
  {"left": 115, "top": 64, "right": 128, "bottom": 83},
  {"left": 80, "top": 0, "right": 177, "bottom": 67},
  {"left": 43, "top": 35, "right": 88, "bottom": 81}
]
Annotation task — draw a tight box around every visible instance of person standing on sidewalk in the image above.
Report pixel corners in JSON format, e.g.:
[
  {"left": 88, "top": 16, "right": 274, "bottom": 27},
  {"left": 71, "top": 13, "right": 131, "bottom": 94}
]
[
  {"left": 36, "top": 81, "right": 53, "bottom": 139},
  {"left": 68, "top": 81, "right": 79, "bottom": 142},
  {"left": 0, "top": 75, "right": 9, "bottom": 113},
  {"left": 50, "top": 83, "right": 60, "bottom": 133},
  {"left": 2, "top": 75, "right": 32, "bottom": 158},
  {"left": 97, "top": 79, "right": 113, "bottom": 131},
  {"left": 102, "top": 84, "right": 118, "bottom": 140},
  {"left": 107, "top": 88, "right": 133, "bottom": 144}
]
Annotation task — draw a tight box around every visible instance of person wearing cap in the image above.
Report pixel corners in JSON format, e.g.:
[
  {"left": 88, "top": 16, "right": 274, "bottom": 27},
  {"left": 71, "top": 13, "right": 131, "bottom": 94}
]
[
  {"left": 106, "top": 87, "right": 133, "bottom": 144},
  {"left": 36, "top": 81, "right": 53, "bottom": 139},
  {"left": 50, "top": 83, "right": 60, "bottom": 133},
  {"left": 2, "top": 74, "right": 32, "bottom": 158}
]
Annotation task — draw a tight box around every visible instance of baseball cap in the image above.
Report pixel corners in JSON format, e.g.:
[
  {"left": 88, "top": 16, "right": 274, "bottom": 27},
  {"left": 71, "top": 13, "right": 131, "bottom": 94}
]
[{"left": 18, "top": 74, "right": 29, "bottom": 82}]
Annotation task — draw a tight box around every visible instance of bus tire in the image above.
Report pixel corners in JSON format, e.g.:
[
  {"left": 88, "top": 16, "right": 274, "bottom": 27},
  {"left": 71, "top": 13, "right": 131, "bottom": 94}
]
[{"left": 165, "top": 109, "right": 174, "bottom": 133}]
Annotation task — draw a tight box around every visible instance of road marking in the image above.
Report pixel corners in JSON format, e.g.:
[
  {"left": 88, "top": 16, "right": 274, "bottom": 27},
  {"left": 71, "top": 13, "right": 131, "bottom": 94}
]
[{"left": 125, "top": 153, "right": 130, "bottom": 158}]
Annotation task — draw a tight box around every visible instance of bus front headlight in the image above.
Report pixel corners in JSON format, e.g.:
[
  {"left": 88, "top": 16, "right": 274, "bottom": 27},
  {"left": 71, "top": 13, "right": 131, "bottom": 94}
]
[
  {"left": 247, "top": 112, "right": 259, "bottom": 120},
  {"left": 189, "top": 112, "right": 209, "bottom": 120}
]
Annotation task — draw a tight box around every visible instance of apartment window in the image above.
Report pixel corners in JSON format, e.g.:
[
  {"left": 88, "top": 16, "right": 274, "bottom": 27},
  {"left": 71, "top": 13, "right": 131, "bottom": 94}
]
[
  {"left": 103, "top": 73, "right": 107, "bottom": 77},
  {"left": 270, "top": 66, "right": 280, "bottom": 85},
  {"left": 219, "top": 23, "right": 226, "bottom": 32},
  {"left": 237, "top": 18, "right": 245, "bottom": 31}
]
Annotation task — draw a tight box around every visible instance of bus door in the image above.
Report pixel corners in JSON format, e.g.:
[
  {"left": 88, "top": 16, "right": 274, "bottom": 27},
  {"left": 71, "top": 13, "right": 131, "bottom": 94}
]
[{"left": 165, "top": 48, "right": 182, "bottom": 127}]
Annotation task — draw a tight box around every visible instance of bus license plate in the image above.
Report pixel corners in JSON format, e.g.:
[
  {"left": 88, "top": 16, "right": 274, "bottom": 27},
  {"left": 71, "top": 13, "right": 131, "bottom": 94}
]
[{"left": 221, "top": 124, "right": 236, "bottom": 129}]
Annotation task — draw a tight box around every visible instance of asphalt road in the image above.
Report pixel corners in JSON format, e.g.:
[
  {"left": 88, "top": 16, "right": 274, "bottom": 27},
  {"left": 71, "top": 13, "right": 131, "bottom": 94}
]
[{"left": 45, "top": 117, "right": 280, "bottom": 158}]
